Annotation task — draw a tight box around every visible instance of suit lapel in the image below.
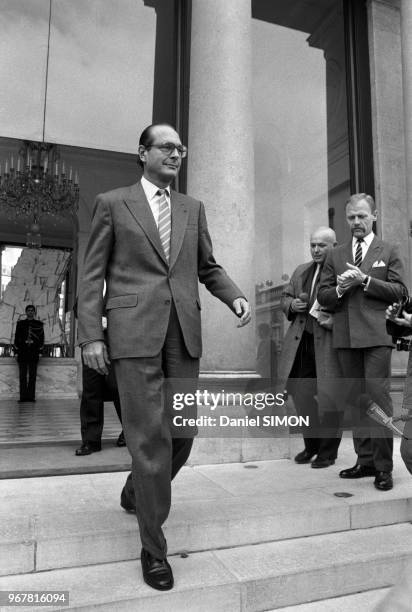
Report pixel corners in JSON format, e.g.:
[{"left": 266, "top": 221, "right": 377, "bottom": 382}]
[
  {"left": 169, "top": 191, "right": 189, "bottom": 270},
  {"left": 361, "top": 236, "right": 383, "bottom": 273},
  {"left": 123, "top": 182, "right": 167, "bottom": 264},
  {"left": 300, "top": 262, "right": 316, "bottom": 296},
  {"left": 343, "top": 241, "right": 353, "bottom": 267}
]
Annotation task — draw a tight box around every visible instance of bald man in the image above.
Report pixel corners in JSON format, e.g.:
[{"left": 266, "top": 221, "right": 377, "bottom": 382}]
[{"left": 278, "top": 227, "right": 342, "bottom": 468}]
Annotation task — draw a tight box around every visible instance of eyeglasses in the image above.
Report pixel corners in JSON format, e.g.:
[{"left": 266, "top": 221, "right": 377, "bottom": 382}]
[{"left": 146, "top": 142, "right": 188, "bottom": 158}]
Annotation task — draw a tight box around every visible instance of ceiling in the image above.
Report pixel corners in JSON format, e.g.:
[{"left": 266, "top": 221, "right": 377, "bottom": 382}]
[{"left": 252, "top": 0, "right": 338, "bottom": 34}]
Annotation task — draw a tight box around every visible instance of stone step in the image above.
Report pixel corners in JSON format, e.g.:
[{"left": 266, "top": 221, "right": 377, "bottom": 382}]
[
  {"left": 0, "top": 434, "right": 292, "bottom": 480},
  {"left": 0, "top": 524, "right": 411, "bottom": 611},
  {"left": 2, "top": 450, "right": 412, "bottom": 577},
  {"left": 271, "top": 588, "right": 389, "bottom": 611}
]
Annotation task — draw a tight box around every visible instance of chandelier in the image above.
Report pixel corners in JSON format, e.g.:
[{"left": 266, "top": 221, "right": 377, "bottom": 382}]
[
  {"left": 0, "top": 140, "right": 79, "bottom": 220},
  {"left": 0, "top": 1, "right": 80, "bottom": 248}
]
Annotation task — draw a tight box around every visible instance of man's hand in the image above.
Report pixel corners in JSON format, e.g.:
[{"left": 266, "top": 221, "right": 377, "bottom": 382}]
[
  {"left": 386, "top": 303, "right": 412, "bottom": 328},
  {"left": 82, "top": 340, "right": 110, "bottom": 375},
  {"left": 290, "top": 298, "right": 308, "bottom": 313},
  {"left": 337, "top": 263, "right": 367, "bottom": 292},
  {"left": 317, "top": 311, "right": 333, "bottom": 330},
  {"left": 233, "top": 298, "right": 251, "bottom": 327}
]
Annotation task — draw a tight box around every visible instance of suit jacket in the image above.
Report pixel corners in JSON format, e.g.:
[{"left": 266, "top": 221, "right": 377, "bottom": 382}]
[
  {"left": 317, "top": 236, "right": 407, "bottom": 348},
  {"left": 77, "top": 182, "right": 243, "bottom": 359},
  {"left": 14, "top": 318, "right": 44, "bottom": 361},
  {"left": 277, "top": 261, "right": 341, "bottom": 391}
]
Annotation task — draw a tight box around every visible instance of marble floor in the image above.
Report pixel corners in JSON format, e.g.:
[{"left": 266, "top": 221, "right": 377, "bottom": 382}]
[
  {"left": 0, "top": 391, "right": 406, "bottom": 447},
  {"left": 0, "top": 399, "right": 122, "bottom": 445}
]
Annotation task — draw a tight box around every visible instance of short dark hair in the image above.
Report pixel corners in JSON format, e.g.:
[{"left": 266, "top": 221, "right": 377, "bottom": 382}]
[
  {"left": 25, "top": 305, "right": 35, "bottom": 313},
  {"left": 137, "top": 123, "right": 177, "bottom": 168}
]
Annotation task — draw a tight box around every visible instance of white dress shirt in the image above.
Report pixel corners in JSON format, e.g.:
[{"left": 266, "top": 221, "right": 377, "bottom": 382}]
[
  {"left": 141, "top": 176, "right": 171, "bottom": 226},
  {"left": 336, "top": 231, "right": 375, "bottom": 297},
  {"left": 310, "top": 264, "right": 321, "bottom": 299},
  {"left": 352, "top": 231, "right": 375, "bottom": 262}
]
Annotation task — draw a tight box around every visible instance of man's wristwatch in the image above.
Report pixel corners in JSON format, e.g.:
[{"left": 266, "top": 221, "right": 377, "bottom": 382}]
[{"left": 361, "top": 275, "right": 369, "bottom": 287}]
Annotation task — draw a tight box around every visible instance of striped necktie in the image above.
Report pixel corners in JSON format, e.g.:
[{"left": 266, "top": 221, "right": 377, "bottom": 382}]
[
  {"left": 354, "top": 238, "right": 363, "bottom": 267},
  {"left": 156, "top": 189, "right": 171, "bottom": 263}
]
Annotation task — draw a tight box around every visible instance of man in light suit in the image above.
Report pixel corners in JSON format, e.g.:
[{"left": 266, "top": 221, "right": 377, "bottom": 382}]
[
  {"left": 318, "top": 193, "right": 406, "bottom": 491},
  {"left": 278, "top": 227, "right": 342, "bottom": 468},
  {"left": 77, "top": 123, "right": 251, "bottom": 591}
]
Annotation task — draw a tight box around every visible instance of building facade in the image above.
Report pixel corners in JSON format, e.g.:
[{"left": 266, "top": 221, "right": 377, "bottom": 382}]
[{"left": 0, "top": 0, "right": 411, "bottom": 386}]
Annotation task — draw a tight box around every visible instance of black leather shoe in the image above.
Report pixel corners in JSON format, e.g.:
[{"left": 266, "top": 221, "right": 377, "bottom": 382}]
[
  {"left": 374, "top": 471, "right": 393, "bottom": 491},
  {"left": 311, "top": 457, "right": 335, "bottom": 469},
  {"left": 339, "top": 464, "right": 376, "bottom": 479},
  {"left": 116, "top": 431, "right": 126, "bottom": 447},
  {"left": 120, "top": 486, "right": 136, "bottom": 513},
  {"left": 141, "top": 548, "right": 174, "bottom": 591},
  {"left": 75, "top": 442, "right": 101, "bottom": 456},
  {"left": 294, "top": 449, "right": 316, "bottom": 464}
]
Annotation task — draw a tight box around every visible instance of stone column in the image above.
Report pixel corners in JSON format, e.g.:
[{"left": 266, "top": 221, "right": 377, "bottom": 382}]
[
  {"left": 368, "top": 0, "right": 409, "bottom": 375},
  {"left": 400, "top": 0, "right": 412, "bottom": 284},
  {"left": 187, "top": 0, "right": 255, "bottom": 372},
  {"left": 367, "top": 1, "right": 408, "bottom": 262}
]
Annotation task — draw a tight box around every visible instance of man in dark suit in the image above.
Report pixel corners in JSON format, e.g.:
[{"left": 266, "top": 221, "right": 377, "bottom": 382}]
[
  {"left": 278, "top": 227, "right": 342, "bottom": 468},
  {"left": 75, "top": 358, "right": 125, "bottom": 455},
  {"left": 318, "top": 193, "right": 407, "bottom": 491},
  {"left": 77, "top": 123, "right": 251, "bottom": 591},
  {"left": 14, "top": 304, "right": 44, "bottom": 402},
  {"left": 73, "top": 301, "right": 125, "bottom": 456}
]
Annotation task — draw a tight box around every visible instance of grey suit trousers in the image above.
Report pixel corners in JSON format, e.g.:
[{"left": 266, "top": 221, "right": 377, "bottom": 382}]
[{"left": 113, "top": 302, "right": 199, "bottom": 559}]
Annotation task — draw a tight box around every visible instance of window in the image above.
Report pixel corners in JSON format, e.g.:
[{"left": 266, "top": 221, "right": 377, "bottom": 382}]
[{"left": 0, "top": 245, "right": 71, "bottom": 357}]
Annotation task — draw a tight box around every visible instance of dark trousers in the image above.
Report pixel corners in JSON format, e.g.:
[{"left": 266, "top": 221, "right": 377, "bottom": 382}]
[
  {"left": 289, "top": 331, "right": 341, "bottom": 459},
  {"left": 401, "top": 421, "right": 412, "bottom": 475},
  {"left": 80, "top": 362, "right": 122, "bottom": 445},
  {"left": 18, "top": 358, "right": 38, "bottom": 401},
  {"left": 337, "top": 346, "right": 393, "bottom": 472},
  {"left": 113, "top": 303, "right": 199, "bottom": 559}
]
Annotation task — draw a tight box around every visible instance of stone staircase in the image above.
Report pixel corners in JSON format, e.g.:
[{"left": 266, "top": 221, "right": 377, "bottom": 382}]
[{"left": 1, "top": 437, "right": 412, "bottom": 611}]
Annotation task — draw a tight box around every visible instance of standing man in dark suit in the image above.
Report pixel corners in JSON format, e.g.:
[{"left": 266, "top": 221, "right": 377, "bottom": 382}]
[
  {"left": 318, "top": 193, "right": 407, "bottom": 491},
  {"left": 278, "top": 227, "right": 342, "bottom": 468},
  {"left": 73, "top": 301, "right": 125, "bottom": 456},
  {"left": 14, "top": 304, "right": 44, "bottom": 402},
  {"left": 77, "top": 123, "right": 251, "bottom": 591}
]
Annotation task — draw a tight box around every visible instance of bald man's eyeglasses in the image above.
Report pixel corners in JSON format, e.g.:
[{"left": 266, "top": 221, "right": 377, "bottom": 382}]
[{"left": 146, "top": 143, "right": 188, "bottom": 158}]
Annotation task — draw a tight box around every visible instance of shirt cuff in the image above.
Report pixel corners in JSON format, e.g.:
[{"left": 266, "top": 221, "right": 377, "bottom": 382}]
[{"left": 362, "top": 276, "right": 371, "bottom": 291}]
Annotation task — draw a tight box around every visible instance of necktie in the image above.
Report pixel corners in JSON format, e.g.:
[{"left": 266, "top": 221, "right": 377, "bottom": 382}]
[
  {"left": 156, "top": 189, "right": 171, "bottom": 263},
  {"left": 354, "top": 238, "right": 363, "bottom": 267}
]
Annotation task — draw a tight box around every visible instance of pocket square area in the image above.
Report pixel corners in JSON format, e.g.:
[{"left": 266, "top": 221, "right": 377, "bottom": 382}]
[{"left": 372, "top": 260, "right": 386, "bottom": 268}]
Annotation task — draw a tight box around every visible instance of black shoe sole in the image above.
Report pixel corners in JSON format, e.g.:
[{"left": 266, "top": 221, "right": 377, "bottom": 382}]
[
  {"left": 142, "top": 576, "right": 174, "bottom": 591},
  {"left": 120, "top": 500, "right": 136, "bottom": 513},
  {"left": 120, "top": 489, "right": 136, "bottom": 513},
  {"left": 374, "top": 479, "right": 393, "bottom": 491},
  {"left": 339, "top": 468, "right": 376, "bottom": 479},
  {"left": 141, "top": 550, "right": 174, "bottom": 590},
  {"left": 75, "top": 447, "right": 101, "bottom": 456},
  {"left": 311, "top": 460, "right": 335, "bottom": 469}
]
